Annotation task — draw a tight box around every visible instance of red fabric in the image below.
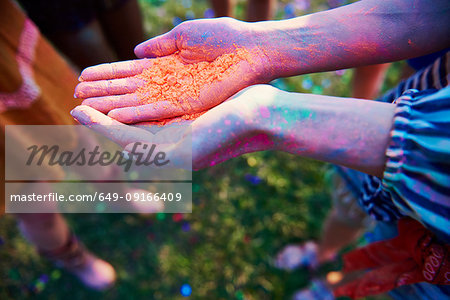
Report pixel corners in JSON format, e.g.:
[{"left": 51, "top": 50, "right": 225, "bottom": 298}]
[{"left": 333, "top": 218, "right": 450, "bottom": 299}]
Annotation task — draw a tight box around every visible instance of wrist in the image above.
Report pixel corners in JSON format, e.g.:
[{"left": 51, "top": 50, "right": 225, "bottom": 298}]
[
  {"left": 232, "top": 85, "right": 284, "bottom": 151},
  {"left": 243, "top": 85, "right": 292, "bottom": 149},
  {"left": 251, "top": 18, "right": 320, "bottom": 79},
  {"left": 248, "top": 21, "right": 290, "bottom": 82}
]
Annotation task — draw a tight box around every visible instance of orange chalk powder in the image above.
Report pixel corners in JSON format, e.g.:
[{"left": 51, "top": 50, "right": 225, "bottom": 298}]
[{"left": 135, "top": 48, "right": 251, "bottom": 125}]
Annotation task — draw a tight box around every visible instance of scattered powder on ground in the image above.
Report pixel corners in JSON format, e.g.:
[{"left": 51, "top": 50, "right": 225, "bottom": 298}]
[{"left": 135, "top": 48, "right": 251, "bottom": 125}]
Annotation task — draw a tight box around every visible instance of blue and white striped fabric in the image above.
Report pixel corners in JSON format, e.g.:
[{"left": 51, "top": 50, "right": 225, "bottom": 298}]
[
  {"left": 337, "top": 50, "right": 450, "bottom": 300},
  {"left": 382, "top": 87, "right": 450, "bottom": 241},
  {"left": 383, "top": 87, "right": 450, "bottom": 240},
  {"left": 359, "top": 174, "right": 404, "bottom": 222},
  {"left": 352, "top": 51, "right": 450, "bottom": 236}
]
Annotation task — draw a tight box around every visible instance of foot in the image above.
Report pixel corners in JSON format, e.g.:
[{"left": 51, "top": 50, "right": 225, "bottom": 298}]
[
  {"left": 40, "top": 234, "right": 116, "bottom": 291},
  {"left": 68, "top": 251, "right": 116, "bottom": 291},
  {"left": 274, "top": 241, "right": 319, "bottom": 271}
]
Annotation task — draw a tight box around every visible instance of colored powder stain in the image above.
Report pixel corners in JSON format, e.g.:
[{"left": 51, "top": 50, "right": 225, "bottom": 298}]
[
  {"left": 311, "top": 85, "right": 323, "bottom": 94},
  {"left": 135, "top": 48, "right": 252, "bottom": 125},
  {"left": 39, "top": 274, "right": 49, "bottom": 284},
  {"left": 259, "top": 106, "right": 270, "bottom": 118},
  {"left": 180, "top": 283, "right": 192, "bottom": 297},
  {"left": 156, "top": 212, "right": 166, "bottom": 221},
  {"left": 245, "top": 174, "right": 262, "bottom": 185},
  {"left": 51, "top": 270, "right": 61, "bottom": 280},
  {"left": 204, "top": 8, "right": 215, "bottom": 18},
  {"left": 235, "top": 290, "right": 245, "bottom": 300},
  {"left": 172, "top": 213, "right": 183, "bottom": 222},
  {"left": 181, "top": 221, "right": 191, "bottom": 232},
  {"left": 192, "top": 184, "right": 200, "bottom": 192}
]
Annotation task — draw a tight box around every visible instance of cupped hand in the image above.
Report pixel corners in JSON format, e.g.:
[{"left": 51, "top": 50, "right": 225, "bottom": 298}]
[
  {"left": 71, "top": 85, "right": 277, "bottom": 169},
  {"left": 75, "top": 18, "right": 274, "bottom": 123}
]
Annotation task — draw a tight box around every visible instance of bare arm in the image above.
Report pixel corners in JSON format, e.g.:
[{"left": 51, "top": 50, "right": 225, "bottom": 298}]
[
  {"left": 72, "top": 85, "right": 396, "bottom": 176},
  {"left": 255, "top": 0, "right": 450, "bottom": 79}
]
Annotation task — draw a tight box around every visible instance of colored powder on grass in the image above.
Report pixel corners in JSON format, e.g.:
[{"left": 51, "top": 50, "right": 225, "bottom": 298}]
[{"left": 135, "top": 48, "right": 252, "bottom": 125}]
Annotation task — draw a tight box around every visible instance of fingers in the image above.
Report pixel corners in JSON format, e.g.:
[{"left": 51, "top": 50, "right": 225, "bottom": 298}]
[
  {"left": 82, "top": 94, "right": 141, "bottom": 114},
  {"left": 134, "top": 30, "right": 178, "bottom": 58},
  {"left": 71, "top": 105, "right": 152, "bottom": 147},
  {"left": 108, "top": 101, "right": 188, "bottom": 124},
  {"left": 75, "top": 77, "right": 145, "bottom": 98},
  {"left": 136, "top": 118, "right": 193, "bottom": 127},
  {"left": 79, "top": 59, "right": 154, "bottom": 81},
  {"left": 71, "top": 105, "right": 122, "bottom": 126}
]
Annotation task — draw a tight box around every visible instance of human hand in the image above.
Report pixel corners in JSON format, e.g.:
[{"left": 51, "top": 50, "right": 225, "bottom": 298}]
[
  {"left": 73, "top": 82, "right": 395, "bottom": 176},
  {"left": 134, "top": 17, "right": 269, "bottom": 64},
  {"left": 71, "top": 85, "right": 277, "bottom": 169},
  {"left": 75, "top": 18, "right": 274, "bottom": 123}
]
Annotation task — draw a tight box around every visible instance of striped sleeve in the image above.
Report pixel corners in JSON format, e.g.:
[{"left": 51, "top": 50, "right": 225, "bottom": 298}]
[
  {"left": 382, "top": 87, "right": 450, "bottom": 240},
  {"left": 379, "top": 51, "right": 449, "bottom": 103}
]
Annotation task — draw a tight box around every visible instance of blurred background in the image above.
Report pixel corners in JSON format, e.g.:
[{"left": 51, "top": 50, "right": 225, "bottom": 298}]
[{"left": 0, "top": 0, "right": 405, "bottom": 299}]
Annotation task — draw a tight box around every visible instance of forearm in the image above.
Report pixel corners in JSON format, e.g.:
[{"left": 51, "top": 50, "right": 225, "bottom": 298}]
[
  {"left": 256, "top": 90, "right": 396, "bottom": 177},
  {"left": 254, "top": 0, "right": 450, "bottom": 78}
]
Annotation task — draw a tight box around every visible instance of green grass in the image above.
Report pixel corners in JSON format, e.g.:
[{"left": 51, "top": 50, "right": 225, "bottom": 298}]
[{"left": 0, "top": 0, "right": 401, "bottom": 299}]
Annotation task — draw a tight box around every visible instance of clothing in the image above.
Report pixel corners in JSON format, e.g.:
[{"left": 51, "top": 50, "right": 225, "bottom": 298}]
[
  {"left": 366, "top": 221, "right": 450, "bottom": 300},
  {"left": 407, "top": 48, "right": 450, "bottom": 72},
  {"left": 334, "top": 218, "right": 449, "bottom": 299},
  {"left": 340, "top": 52, "right": 449, "bottom": 224},
  {"left": 0, "top": 0, "right": 81, "bottom": 213},
  {"left": 358, "top": 52, "right": 450, "bottom": 237},
  {"left": 383, "top": 88, "right": 450, "bottom": 240},
  {"left": 380, "top": 51, "right": 449, "bottom": 103},
  {"left": 336, "top": 51, "right": 450, "bottom": 298}
]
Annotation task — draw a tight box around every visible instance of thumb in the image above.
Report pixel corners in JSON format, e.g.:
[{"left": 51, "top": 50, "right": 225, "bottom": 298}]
[{"left": 134, "top": 30, "right": 178, "bottom": 58}]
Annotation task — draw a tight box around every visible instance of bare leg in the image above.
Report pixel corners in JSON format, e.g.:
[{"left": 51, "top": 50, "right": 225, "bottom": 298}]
[
  {"left": 317, "top": 172, "right": 369, "bottom": 264},
  {"left": 317, "top": 208, "right": 365, "bottom": 264},
  {"left": 17, "top": 213, "right": 69, "bottom": 251},
  {"left": 16, "top": 212, "right": 116, "bottom": 290},
  {"left": 246, "top": 0, "right": 275, "bottom": 22},
  {"left": 275, "top": 173, "right": 369, "bottom": 270},
  {"left": 352, "top": 63, "right": 390, "bottom": 100},
  {"left": 98, "top": 0, "right": 145, "bottom": 61},
  {"left": 211, "top": 0, "right": 235, "bottom": 17}
]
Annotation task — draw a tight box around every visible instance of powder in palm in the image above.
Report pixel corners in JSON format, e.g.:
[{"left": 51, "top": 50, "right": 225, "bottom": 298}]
[{"left": 135, "top": 48, "right": 251, "bottom": 123}]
